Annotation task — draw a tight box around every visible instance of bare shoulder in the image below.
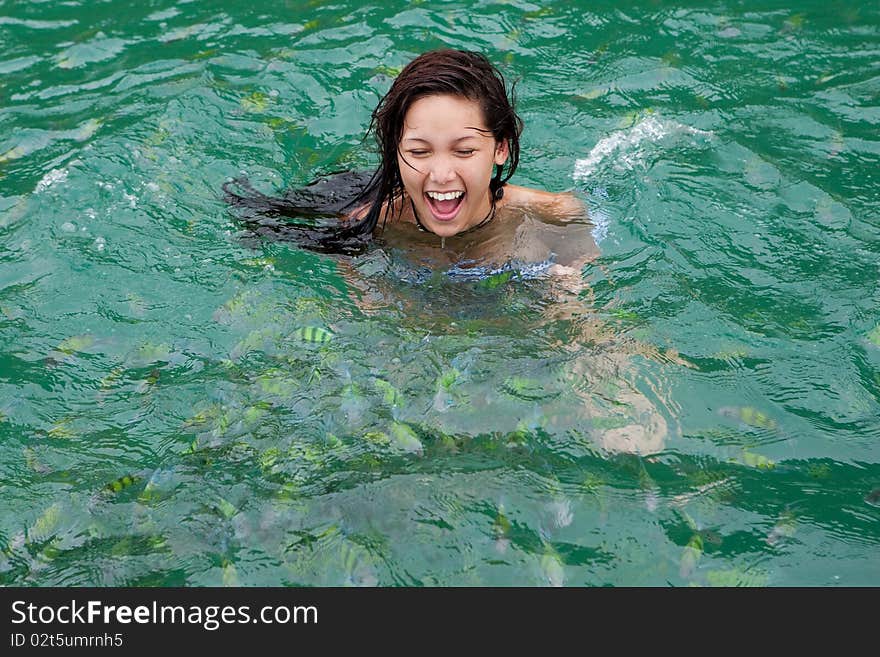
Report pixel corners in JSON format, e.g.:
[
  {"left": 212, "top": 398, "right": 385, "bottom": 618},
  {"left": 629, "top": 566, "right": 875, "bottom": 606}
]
[{"left": 503, "top": 184, "right": 586, "bottom": 221}]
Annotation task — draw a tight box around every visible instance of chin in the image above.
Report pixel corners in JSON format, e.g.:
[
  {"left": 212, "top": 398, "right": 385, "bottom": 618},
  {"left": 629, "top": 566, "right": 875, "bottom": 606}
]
[{"left": 425, "top": 219, "right": 466, "bottom": 237}]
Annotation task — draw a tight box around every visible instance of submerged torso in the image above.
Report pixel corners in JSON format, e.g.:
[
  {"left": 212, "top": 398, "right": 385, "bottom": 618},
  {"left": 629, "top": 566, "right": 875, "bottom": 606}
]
[{"left": 373, "top": 197, "right": 598, "bottom": 283}]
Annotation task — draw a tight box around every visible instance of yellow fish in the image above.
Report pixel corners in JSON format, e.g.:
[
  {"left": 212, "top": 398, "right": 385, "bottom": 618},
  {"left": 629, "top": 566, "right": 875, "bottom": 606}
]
[
  {"left": 293, "top": 326, "right": 333, "bottom": 344},
  {"left": 679, "top": 533, "right": 703, "bottom": 579},
  {"left": 27, "top": 503, "right": 62, "bottom": 544},
  {"left": 105, "top": 474, "right": 140, "bottom": 493},
  {"left": 539, "top": 544, "right": 565, "bottom": 587},
  {"left": 390, "top": 422, "right": 423, "bottom": 455},
  {"left": 718, "top": 405, "right": 777, "bottom": 431},
  {"left": 739, "top": 449, "right": 775, "bottom": 470}
]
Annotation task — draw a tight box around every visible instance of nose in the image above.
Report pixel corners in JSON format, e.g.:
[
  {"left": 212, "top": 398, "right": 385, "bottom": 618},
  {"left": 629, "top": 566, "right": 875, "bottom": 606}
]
[{"left": 427, "top": 155, "right": 456, "bottom": 185}]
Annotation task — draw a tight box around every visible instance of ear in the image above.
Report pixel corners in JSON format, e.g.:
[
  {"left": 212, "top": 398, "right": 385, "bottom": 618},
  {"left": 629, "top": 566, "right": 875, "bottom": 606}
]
[{"left": 494, "top": 139, "right": 510, "bottom": 167}]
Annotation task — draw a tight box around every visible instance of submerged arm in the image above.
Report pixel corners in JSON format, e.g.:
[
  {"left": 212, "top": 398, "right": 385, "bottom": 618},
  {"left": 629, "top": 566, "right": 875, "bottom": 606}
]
[{"left": 525, "top": 205, "right": 672, "bottom": 456}]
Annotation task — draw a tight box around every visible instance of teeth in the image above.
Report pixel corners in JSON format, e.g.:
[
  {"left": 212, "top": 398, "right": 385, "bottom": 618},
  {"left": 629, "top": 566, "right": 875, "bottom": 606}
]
[{"left": 426, "top": 191, "right": 464, "bottom": 201}]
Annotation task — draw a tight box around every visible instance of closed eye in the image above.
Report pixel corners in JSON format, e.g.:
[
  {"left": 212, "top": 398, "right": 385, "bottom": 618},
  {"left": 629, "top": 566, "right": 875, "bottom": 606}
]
[
  {"left": 407, "top": 150, "right": 429, "bottom": 156},
  {"left": 456, "top": 149, "right": 475, "bottom": 156}
]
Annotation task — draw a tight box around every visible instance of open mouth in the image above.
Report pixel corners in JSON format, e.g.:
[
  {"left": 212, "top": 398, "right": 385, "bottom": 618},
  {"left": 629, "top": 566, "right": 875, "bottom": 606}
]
[{"left": 424, "top": 190, "right": 465, "bottom": 221}]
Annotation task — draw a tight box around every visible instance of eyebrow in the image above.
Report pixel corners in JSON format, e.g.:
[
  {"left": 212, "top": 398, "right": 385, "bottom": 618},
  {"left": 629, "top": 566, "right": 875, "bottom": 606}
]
[
  {"left": 401, "top": 135, "right": 482, "bottom": 144},
  {"left": 403, "top": 135, "right": 479, "bottom": 144}
]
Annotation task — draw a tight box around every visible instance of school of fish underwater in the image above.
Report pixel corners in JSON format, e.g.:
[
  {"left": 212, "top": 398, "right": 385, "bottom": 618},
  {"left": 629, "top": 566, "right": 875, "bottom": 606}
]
[{"left": 1, "top": 1, "right": 879, "bottom": 586}]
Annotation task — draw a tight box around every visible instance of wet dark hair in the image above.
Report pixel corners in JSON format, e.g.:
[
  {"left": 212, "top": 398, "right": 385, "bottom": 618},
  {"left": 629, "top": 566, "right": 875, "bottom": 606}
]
[{"left": 223, "top": 49, "right": 523, "bottom": 254}]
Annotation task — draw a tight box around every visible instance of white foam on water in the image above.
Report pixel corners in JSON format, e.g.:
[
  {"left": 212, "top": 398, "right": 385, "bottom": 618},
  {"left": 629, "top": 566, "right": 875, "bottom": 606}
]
[
  {"left": 573, "top": 115, "right": 712, "bottom": 182},
  {"left": 34, "top": 167, "right": 68, "bottom": 193},
  {"left": 588, "top": 186, "right": 610, "bottom": 244},
  {"left": 574, "top": 116, "right": 712, "bottom": 244}
]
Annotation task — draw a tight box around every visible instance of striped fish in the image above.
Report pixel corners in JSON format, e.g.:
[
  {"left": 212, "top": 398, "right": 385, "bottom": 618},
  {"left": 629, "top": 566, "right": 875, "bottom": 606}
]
[
  {"left": 105, "top": 474, "right": 140, "bottom": 493},
  {"left": 293, "top": 326, "right": 333, "bottom": 344}
]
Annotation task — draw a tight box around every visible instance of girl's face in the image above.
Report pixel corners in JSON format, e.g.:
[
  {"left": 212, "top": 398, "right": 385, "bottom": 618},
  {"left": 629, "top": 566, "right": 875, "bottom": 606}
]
[{"left": 397, "top": 94, "right": 509, "bottom": 237}]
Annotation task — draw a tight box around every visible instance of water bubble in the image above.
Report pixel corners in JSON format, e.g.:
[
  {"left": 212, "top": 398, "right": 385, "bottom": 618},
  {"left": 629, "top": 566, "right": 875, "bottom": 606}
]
[
  {"left": 61, "top": 222, "right": 76, "bottom": 232},
  {"left": 94, "top": 237, "right": 106, "bottom": 251}
]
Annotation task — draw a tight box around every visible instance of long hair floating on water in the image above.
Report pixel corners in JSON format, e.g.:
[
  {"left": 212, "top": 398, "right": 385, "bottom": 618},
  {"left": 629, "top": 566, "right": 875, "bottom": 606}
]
[
  {"left": 222, "top": 49, "right": 524, "bottom": 255},
  {"left": 222, "top": 170, "right": 377, "bottom": 255}
]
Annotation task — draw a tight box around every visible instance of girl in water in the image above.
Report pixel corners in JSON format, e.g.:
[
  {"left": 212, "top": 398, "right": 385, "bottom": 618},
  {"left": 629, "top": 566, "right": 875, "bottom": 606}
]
[
  {"left": 224, "top": 49, "right": 587, "bottom": 268},
  {"left": 224, "top": 49, "right": 669, "bottom": 454}
]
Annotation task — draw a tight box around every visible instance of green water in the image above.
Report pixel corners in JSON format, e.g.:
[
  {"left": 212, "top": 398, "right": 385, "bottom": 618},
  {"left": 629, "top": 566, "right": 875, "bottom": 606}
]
[{"left": 2, "top": 0, "right": 879, "bottom": 586}]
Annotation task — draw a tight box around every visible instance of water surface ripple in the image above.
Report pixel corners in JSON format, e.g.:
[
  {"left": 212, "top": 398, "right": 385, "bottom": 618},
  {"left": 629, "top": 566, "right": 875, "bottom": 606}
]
[{"left": 1, "top": 0, "right": 879, "bottom": 586}]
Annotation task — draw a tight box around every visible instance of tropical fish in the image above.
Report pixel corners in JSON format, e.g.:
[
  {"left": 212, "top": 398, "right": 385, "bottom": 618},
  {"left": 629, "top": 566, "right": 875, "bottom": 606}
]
[
  {"left": 293, "top": 326, "right": 333, "bottom": 344},
  {"left": 738, "top": 449, "right": 775, "bottom": 470},
  {"left": 255, "top": 370, "right": 299, "bottom": 396},
  {"left": 390, "top": 422, "right": 423, "bottom": 455},
  {"left": 433, "top": 367, "right": 462, "bottom": 411},
  {"left": 26, "top": 503, "right": 62, "bottom": 545},
  {"left": 131, "top": 342, "right": 173, "bottom": 365},
  {"left": 135, "top": 368, "right": 161, "bottom": 393},
  {"left": 46, "top": 418, "right": 77, "bottom": 440},
  {"left": 222, "top": 560, "right": 240, "bottom": 586},
  {"left": 492, "top": 504, "right": 512, "bottom": 539},
  {"left": 340, "top": 541, "right": 379, "bottom": 587},
  {"left": 766, "top": 511, "right": 797, "bottom": 546},
  {"left": 20, "top": 445, "right": 48, "bottom": 475},
  {"left": 242, "top": 404, "right": 269, "bottom": 425},
  {"left": 55, "top": 334, "right": 95, "bottom": 355},
  {"left": 138, "top": 468, "right": 176, "bottom": 503},
  {"left": 105, "top": 474, "right": 140, "bottom": 494},
  {"left": 215, "top": 496, "right": 238, "bottom": 520},
  {"left": 678, "top": 469, "right": 737, "bottom": 503},
  {"left": 97, "top": 366, "right": 126, "bottom": 402},
  {"left": 373, "top": 378, "right": 403, "bottom": 407},
  {"left": 806, "top": 462, "right": 831, "bottom": 479},
  {"left": 240, "top": 91, "right": 270, "bottom": 113},
  {"left": 577, "top": 88, "right": 606, "bottom": 101},
  {"left": 679, "top": 533, "right": 703, "bottom": 579},
  {"left": 437, "top": 367, "right": 460, "bottom": 390},
  {"left": 363, "top": 430, "right": 390, "bottom": 446},
  {"left": 0, "top": 145, "right": 27, "bottom": 164},
  {"left": 340, "top": 383, "right": 368, "bottom": 423},
  {"left": 718, "top": 406, "right": 777, "bottom": 431},
  {"left": 504, "top": 425, "right": 529, "bottom": 448},
  {"left": 539, "top": 544, "right": 565, "bottom": 587},
  {"left": 372, "top": 64, "right": 401, "bottom": 78}
]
